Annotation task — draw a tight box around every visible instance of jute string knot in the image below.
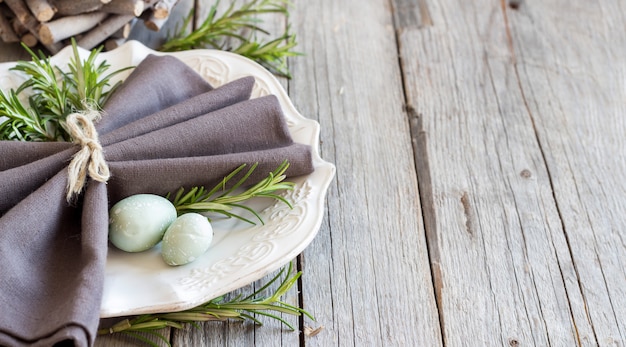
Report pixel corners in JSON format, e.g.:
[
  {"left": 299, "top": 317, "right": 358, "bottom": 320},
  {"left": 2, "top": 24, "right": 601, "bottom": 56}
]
[{"left": 65, "top": 110, "right": 110, "bottom": 201}]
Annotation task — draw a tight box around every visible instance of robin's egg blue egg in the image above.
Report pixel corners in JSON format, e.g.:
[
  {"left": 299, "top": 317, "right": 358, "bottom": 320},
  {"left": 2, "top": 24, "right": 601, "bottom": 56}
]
[
  {"left": 161, "top": 213, "right": 213, "bottom": 266},
  {"left": 109, "top": 194, "right": 177, "bottom": 252}
]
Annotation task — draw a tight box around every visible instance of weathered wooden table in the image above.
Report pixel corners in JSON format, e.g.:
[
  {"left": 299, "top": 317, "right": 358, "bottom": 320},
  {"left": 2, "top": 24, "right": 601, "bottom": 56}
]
[{"left": 1, "top": 0, "right": 625, "bottom": 346}]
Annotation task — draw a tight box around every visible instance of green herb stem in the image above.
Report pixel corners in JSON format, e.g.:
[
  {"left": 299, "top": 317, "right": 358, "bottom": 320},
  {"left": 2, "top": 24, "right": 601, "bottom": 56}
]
[
  {"left": 172, "top": 160, "right": 294, "bottom": 225},
  {"left": 160, "top": 0, "right": 299, "bottom": 78},
  {"left": 98, "top": 262, "right": 312, "bottom": 345},
  {"left": 0, "top": 39, "right": 130, "bottom": 141}
]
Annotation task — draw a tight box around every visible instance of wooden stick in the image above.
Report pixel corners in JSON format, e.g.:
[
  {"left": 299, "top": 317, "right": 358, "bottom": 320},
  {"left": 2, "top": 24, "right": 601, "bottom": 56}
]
[
  {"left": 10, "top": 17, "right": 36, "bottom": 46},
  {"left": 5, "top": 0, "right": 39, "bottom": 29},
  {"left": 143, "top": 14, "right": 167, "bottom": 32},
  {"left": 141, "top": 3, "right": 171, "bottom": 32},
  {"left": 4, "top": 0, "right": 63, "bottom": 53},
  {"left": 39, "top": 11, "right": 108, "bottom": 44},
  {"left": 25, "top": 0, "right": 56, "bottom": 22},
  {"left": 51, "top": 0, "right": 103, "bottom": 15},
  {"left": 11, "top": 17, "right": 28, "bottom": 35},
  {"left": 77, "top": 14, "right": 133, "bottom": 49},
  {"left": 101, "top": 0, "right": 144, "bottom": 16},
  {"left": 0, "top": 12, "right": 20, "bottom": 42},
  {"left": 20, "top": 32, "right": 38, "bottom": 46},
  {"left": 110, "top": 18, "right": 135, "bottom": 38},
  {"left": 152, "top": 0, "right": 178, "bottom": 19}
]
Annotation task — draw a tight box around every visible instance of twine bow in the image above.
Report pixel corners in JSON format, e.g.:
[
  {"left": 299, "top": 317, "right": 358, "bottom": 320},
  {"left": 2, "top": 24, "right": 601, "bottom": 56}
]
[{"left": 65, "top": 110, "right": 110, "bottom": 202}]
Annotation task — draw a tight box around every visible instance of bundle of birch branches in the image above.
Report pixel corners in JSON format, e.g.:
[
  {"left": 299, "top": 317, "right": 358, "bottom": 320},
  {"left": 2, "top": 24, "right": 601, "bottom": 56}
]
[{"left": 0, "top": 0, "right": 179, "bottom": 53}]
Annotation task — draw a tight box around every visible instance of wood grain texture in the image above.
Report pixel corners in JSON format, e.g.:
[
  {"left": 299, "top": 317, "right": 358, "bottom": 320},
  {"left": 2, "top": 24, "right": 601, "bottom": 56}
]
[
  {"left": 288, "top": 0, "right": 442, "bottom": 346},
  {"left": 3, "top": 0, "right": 624, "bottom": 346},
  {"left": 95, "top": 327, "right": 171, "bottom": 346},
  {"left": 506, "top": 1, "right": 626, "bottom": 345},
  {"left": 172, "top": 267, "right": 302, "bottom": 346},
  {"left": 395, "top": 0, "right": 625, "bottom": 345}
]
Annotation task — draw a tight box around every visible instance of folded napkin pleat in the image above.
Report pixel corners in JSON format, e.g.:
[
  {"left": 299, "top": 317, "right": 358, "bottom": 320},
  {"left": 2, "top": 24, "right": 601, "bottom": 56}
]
[
  {"left": 0, "top": 171, "right": 107, "bottom": 347},
  {"left": 97, "top": 55, "right": 214, "bottom": 135},
  {"left": 0, "top": 63, "right": 257, "bottom": 216},
  {"left": 0, "top": 142, "right": 73, "bottom": 171},
  {"left": 0, "top": 53, "right": 314, "bottom": 346},
  {"left": 0, "top": 149, "right": 76, "bottom": 214},
  {"left": 100, "top": 76, "right": 255, "bottom": 145},
  {"left": 104, "top": 95, "right": 293, "bottom": 161},
  {"left": 107, "top": 143, "right": 314, "bottom": 202}
]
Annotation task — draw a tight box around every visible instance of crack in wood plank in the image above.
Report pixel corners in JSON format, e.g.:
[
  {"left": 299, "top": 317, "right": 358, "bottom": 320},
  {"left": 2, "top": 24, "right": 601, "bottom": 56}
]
[
  {"left": 406, "top": 104, "right": 446, "bottom": 346},
  {"left": 391, "top": 0, "right": 445, "bottom": 339},
  {"left": 391, "top": 0, "right": 433, "bottom": 29}
]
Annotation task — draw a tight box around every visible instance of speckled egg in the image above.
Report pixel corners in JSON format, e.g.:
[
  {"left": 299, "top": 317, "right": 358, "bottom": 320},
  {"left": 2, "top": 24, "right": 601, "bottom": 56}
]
[
  {"left": 109, "top": 194, "right": 177, "bottom": 252},
  {"left": 161, "top": 213, "right": 213, "bottom": 266}
]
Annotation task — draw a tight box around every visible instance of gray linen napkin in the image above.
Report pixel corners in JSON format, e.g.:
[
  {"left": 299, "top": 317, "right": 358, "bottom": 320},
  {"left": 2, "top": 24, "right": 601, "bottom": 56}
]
[{"left": 0, "top": 54, "right": 313, "bottom": 346}]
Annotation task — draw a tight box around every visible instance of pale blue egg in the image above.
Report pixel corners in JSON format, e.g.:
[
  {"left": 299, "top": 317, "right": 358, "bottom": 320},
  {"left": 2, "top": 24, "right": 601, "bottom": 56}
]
[
  {"left": 109, "top": 194, "right": 177, "bottom": 252},
  {"left": 161, "top": 213, "right": 213, "bottom": 266}
]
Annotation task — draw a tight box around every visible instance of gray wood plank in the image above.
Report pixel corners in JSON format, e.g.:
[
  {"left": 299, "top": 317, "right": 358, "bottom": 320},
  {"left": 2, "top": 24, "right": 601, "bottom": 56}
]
[
  {"left": 1, "top": 0, "right": 624, "bottom": 346},
  {"left": 289, "top": 1, "right": 442, "bottom": 346},
  {"left": 95, "top": 328, "right": 171, "bottom": 347},
  {"left": 172, "top": 267, "right": 302, "bottom": 346},
  {"left": 507, "top": 1, "right": 626, "bottom": 345},
  {"left": 395, "top": 0, "right": 624, "bottom": 345}
]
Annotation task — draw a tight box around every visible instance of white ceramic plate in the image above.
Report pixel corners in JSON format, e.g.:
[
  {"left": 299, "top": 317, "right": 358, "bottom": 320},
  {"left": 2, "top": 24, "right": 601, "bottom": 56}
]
[{"left": 0, "top": 41, "right": 335, "bottom": 318}]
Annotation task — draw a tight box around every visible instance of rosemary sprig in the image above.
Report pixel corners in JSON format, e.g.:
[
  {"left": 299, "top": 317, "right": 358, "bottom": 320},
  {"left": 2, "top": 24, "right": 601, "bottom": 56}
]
[
  {"left": 0, "top": 88, "right": 57, "bottom": 141},
  {"left": 231, "top": 29, "right": 299, "bottom": 78},
  {"left": 171, "top": 160, "right": 295, "bottom": 225},
  {"left": 160, "top": 0, "right": 300, "bottom": 78},
  {"left": 12, "top": 45, "right": 70, "bottom": 119},
  {"left": 98, "top": 261, "right": 312, "bottom": 346},
  {"left": 63, "top": 41, "right": 131, "bottom": 111},
  {"left": 0, "top": 40, "right": 129, "bottom": 141}
]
